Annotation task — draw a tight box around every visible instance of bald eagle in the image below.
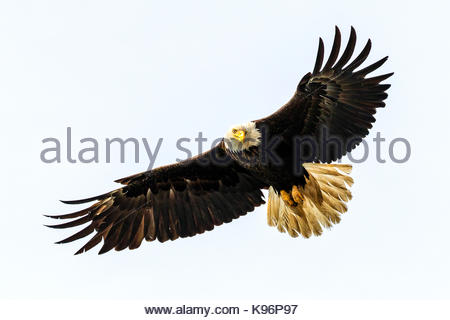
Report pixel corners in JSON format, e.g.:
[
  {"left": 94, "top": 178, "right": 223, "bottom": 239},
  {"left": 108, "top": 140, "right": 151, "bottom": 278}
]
[{"left": 46, "top": 27, "right": 392, "bottom": 254}]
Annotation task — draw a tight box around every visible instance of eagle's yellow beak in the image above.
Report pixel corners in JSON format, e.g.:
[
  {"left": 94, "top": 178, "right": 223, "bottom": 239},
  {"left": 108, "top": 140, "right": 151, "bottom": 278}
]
[{"left": 233, "top": 130, "right": 246, "bottom": 142}]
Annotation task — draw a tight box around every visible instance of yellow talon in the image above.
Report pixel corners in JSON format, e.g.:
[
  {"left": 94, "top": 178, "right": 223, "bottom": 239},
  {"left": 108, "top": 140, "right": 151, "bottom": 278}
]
[
  {"left": 291, "top": 185, "right": 304, "bottom": 203},
  {"left": 280, "top": 190, "right": 295, "bottom": 207}
]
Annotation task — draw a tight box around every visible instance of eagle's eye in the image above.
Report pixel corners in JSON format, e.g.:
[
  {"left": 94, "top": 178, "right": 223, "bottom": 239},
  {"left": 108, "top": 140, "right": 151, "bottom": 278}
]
[{"left": 232, "top": 129, "right": 237, "bottom": 133}]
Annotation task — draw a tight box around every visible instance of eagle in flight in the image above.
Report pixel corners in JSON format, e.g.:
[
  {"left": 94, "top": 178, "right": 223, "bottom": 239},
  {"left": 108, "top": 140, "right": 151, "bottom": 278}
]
[{"left": 47, "top": 27, "right": 392, "bottom": 254}]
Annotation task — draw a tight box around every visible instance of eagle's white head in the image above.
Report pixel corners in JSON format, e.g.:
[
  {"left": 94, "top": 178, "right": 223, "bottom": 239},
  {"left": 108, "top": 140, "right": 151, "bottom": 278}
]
[{"left": 224, "top": 121, "right": 261, "bottom": 152}]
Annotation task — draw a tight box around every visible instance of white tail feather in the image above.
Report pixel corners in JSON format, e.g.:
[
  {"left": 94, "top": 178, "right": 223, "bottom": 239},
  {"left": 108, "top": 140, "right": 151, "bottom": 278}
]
[{"left": 267, "top": 163, "right": 353, "bottom": 238}]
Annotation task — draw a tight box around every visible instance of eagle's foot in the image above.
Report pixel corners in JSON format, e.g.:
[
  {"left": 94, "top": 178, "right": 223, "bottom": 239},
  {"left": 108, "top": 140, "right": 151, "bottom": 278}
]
[
  {"left": 280, "top": 190, "right": 296, "bottom": 207},
  {"left": 291, "top": 185, "right": 304, "bottom": 204}
]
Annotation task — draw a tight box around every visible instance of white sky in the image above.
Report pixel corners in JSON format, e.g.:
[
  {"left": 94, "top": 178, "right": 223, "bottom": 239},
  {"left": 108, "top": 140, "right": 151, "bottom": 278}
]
[{"left": 0, "top": 0, "right": 449, "bottom": 300}]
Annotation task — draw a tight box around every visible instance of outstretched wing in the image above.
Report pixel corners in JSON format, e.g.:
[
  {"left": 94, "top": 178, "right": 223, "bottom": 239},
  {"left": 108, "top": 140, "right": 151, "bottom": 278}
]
[
  {"left": 46, "top": 143, "right": 266, "bottom": 254},
  {"left": 256, "top": 26, "right": 393, "bottom": 162}
]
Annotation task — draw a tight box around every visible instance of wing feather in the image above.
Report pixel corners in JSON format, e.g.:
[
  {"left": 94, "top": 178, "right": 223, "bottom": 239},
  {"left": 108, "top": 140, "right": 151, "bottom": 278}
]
[
  {"left": 333, "top": 26, "right": 357, "bottom": 70},
  {"left": 47, "top": 145, "right": 266, "bottom": 254},
  {"left": 322, "top": 26, "right": 341, "bottom": 72},
  {"left": 256, "top": 26, "right": 393, "bottom": 163},
  {"left": 312, "top": 38, "right": 324, "bottom": 75}
]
